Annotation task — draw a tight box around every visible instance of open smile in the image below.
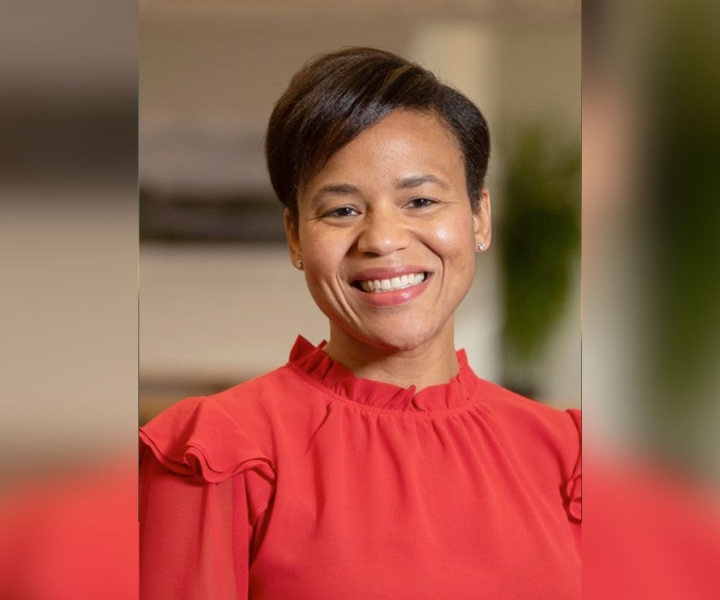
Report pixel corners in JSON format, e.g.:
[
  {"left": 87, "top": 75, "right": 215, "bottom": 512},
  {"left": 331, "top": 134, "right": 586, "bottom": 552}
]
[{"left": 352, "top": 272, "right": 430, "bottom": 294}]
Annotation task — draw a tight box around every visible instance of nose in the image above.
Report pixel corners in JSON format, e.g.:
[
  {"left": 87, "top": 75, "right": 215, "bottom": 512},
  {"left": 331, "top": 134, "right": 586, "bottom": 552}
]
[{"left": 356, "top": 209, "right": 412, "bottom": 256}]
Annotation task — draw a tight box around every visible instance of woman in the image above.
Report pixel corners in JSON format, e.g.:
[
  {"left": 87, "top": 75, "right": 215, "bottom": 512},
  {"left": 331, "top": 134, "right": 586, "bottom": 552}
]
[{"left": 139, "top": 47, "right": 581, "bottom": 599}]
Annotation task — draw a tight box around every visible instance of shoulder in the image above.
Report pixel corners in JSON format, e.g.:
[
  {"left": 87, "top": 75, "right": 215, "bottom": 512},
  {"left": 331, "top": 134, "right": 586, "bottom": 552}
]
[
  {"left": 139, "top": 365, "right": 304, "bottom": 484},
  {"left": 475, "top": 378, "right": 580, "bottom": 447},
  {"left": 475, "top": 379, "right": 581, "bottom": 521}
]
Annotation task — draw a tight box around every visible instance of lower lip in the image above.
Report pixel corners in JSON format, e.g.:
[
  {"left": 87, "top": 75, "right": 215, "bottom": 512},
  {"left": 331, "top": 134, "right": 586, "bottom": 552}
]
[{"left": 351, "top": 276, "right": 431, "bottom": 307}]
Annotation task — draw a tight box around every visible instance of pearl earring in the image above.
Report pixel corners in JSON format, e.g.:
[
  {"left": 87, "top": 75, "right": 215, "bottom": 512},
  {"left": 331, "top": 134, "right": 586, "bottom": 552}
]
[{"left": 476, "top": 242, "right": 486, "bottom": 252}]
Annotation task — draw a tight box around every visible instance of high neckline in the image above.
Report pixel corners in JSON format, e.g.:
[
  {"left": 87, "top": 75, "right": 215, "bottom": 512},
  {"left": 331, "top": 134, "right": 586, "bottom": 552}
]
[{"left": 286, "top": 336, "right": 479, "bottom": 412}]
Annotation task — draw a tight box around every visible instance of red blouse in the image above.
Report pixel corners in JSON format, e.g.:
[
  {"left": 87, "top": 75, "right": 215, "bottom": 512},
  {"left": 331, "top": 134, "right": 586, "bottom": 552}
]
[{"left": 139, "top": 336, "right": 581, "bottom": 599}]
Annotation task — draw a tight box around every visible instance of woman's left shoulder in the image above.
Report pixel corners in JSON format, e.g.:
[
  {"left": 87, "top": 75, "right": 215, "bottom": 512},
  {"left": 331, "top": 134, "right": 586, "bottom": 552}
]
[
  {"left": 475, "top": 380, "right": 581, "bottom": 521},
  {"left": 475, "top": 378, "right": 580, "bottom": 444}
]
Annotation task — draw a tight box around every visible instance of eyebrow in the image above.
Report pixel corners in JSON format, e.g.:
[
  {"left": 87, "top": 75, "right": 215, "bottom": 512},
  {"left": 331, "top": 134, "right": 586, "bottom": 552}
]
[
  {"left": 315, "top": 183, "right": 360, "bottom": 197},
  {"left": 396, "top": 174, "right": 450, "bottom": 190},
  {"left": 311, "top": 174, "right": 449, "bottom": 205}
]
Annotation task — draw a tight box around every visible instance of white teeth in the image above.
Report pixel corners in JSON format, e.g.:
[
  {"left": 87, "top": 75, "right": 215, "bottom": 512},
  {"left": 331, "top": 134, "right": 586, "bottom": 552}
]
[{"left": 358, "top": 272, "right": 427, "bottom": 293}]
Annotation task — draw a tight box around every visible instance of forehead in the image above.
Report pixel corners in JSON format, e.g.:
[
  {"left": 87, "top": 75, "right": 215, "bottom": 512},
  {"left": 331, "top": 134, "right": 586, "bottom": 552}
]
[{"left": 303, "top": 110, "right": 465, "bottom": 192}]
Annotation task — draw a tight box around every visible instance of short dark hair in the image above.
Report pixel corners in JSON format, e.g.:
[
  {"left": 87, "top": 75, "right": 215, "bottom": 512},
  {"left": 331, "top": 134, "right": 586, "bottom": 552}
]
[{"left": 265, "top": 47, "right": 490, "bottom": 224}]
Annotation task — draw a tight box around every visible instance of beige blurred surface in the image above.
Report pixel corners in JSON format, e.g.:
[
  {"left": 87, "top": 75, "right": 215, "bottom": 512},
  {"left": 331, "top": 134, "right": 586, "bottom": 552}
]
[{"left": 0, "top": 187, "right": 138, "bottom": 473}]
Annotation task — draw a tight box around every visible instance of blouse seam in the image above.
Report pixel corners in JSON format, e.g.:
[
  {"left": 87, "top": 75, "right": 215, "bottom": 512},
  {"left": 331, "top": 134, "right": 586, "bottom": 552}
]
[{"left": 284, "top": 362, "right": 479, "bottom": 418}]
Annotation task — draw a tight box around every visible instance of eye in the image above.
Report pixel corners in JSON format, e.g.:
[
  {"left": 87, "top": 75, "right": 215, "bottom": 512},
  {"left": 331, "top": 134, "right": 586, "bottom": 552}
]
[
  {"left": 406, "top": 197, "right": 438, "bottom": 209},
  {"left": 323, "top": 206, "right": 360, "bottom": 218}
]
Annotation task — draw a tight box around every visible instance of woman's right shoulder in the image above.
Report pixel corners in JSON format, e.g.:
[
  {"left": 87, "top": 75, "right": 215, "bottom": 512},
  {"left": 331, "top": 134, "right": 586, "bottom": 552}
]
[{"left": 139, "top": 365, "right": 300, "bottom": 484}]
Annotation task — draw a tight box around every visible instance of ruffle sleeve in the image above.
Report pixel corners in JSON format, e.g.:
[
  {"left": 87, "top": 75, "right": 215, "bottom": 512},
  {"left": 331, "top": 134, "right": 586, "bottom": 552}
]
[
  {"left": 563, "top": 408, "right": 582, "bottom": 523},
  {"left": 139, "top": 396, "right": 276, "bottom": 600},
  {"left": 139, "top": 395, "right": 274, "bottom": 485}
]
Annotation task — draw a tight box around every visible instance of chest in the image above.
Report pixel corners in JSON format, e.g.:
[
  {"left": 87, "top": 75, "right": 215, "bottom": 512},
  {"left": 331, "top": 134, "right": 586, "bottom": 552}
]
[{"left": 249, "top": 424, "right": 579, "bottom": 600}]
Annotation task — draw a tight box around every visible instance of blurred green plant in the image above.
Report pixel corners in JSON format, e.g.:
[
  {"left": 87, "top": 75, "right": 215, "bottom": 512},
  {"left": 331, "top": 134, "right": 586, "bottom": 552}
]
[
  {"left": 650, "top": 0, "right": 720, "bottom": 398},
  {"left": 643, "top": 0, "right": 720, "bottom": 473},
  {"left": 499, "top": 126, "right": 581, "bottom": 365}
]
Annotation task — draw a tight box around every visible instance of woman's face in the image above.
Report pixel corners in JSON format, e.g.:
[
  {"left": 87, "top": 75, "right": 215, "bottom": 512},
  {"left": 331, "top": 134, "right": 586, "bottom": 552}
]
[{"left": 286, "top": 109, "right": 491, "bottom": 355}]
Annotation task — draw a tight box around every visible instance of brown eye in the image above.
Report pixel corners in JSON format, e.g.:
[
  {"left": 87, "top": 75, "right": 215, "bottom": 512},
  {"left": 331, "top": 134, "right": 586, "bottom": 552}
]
[
  {"left": 324, "top": 206, "right": 360, "bottom": 218},
  {"left": 406, "top": 197, "right": 437, "bottom": 209}
]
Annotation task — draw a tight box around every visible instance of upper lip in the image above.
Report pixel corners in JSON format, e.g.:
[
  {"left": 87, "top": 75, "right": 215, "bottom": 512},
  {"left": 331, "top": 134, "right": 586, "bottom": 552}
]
[{"left": 349, "top": 265, "right": 431, "bottom": 282}]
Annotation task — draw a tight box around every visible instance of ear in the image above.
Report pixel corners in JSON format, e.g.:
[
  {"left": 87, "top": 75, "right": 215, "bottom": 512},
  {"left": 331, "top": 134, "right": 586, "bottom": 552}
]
[
  {"left": 472, "top": 188, "right": 492, "bottom": 250},
  {"left": 284, "top": 209, "right": 303, "bottom": 269}
]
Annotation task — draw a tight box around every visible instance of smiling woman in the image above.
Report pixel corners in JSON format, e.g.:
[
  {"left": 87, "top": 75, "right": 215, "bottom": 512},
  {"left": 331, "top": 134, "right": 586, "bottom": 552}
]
[
  {"left": 139, "top": 48, "right": 581, "bottom": 600},
  {"left": 288, "top": 110, "right": 489, "bottom": 386}
]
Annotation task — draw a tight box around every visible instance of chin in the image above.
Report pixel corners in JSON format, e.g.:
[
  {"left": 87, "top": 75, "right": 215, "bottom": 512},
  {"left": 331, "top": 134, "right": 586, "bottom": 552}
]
[{"left": 356, "top": 324, "right": 442, "bottom": 354}]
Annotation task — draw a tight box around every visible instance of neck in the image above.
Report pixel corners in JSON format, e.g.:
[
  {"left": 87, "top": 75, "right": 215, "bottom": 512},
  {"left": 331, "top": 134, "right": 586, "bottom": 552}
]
[{"left": 323, "top": 324, "right": 460, "bottom": 391}]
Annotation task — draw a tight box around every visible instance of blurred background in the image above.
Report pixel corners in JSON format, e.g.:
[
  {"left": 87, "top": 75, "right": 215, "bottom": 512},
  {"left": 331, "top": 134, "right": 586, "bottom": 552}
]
[{"left": 139, "top": 0, "right": 582, "bottom": 423}]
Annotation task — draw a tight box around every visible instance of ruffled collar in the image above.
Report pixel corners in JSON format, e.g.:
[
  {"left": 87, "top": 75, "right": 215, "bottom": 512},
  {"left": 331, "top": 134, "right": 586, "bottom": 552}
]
[{"left": 287, "top": 336, "right": 479, "bottom": 412}]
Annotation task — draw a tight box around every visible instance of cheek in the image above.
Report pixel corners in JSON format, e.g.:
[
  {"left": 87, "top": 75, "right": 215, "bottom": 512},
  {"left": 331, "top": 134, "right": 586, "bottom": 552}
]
[
  {"left": 300, "top": 231, "right": 347, "bottom": 282},
  {"left": 426, "top": 218, "right": 477, "bottom": 299},
  {"left": 427, "top": 215, "right": 477, "bottom": 257}
]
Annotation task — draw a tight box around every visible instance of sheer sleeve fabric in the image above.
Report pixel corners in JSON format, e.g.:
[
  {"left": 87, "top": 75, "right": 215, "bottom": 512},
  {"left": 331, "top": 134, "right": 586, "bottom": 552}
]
[{"left": 139, "top": 396, "right": 274, "bottom": 600}]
